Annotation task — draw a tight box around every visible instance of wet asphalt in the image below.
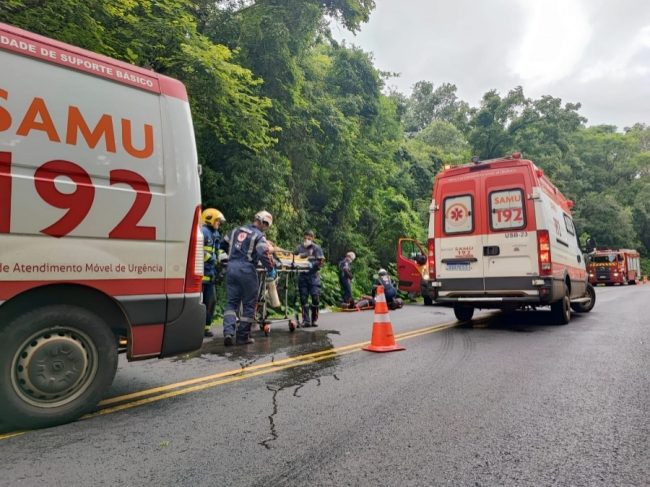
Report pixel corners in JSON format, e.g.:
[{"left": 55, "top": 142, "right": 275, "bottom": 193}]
[{"left": 0, "top": 285, "right": 648, "bottom": 486}]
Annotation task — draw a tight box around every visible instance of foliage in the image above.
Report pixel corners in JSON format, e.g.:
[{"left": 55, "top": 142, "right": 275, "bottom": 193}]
[{"left": 2, "top": 1, "right": 649, "bottom": 313}]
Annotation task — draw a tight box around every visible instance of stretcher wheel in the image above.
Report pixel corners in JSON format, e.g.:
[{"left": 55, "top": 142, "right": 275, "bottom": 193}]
[
  {"left": 288, "top": 319, "right": 297, "bottom": 332},
  {"left": 263, "top": 324, "right": 270, "bottom": 336}
]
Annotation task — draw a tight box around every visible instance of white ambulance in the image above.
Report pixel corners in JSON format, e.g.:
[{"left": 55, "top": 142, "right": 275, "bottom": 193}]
[
  {"left": 398, "top": 153, "right": 595, "bottom": 324},
  {"left": 0, "top": 23, "right": 205, "bottom": 428}
]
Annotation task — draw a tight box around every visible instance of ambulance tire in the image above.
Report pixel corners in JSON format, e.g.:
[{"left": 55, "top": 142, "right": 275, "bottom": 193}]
[
  {"left": 453, "top": 305, "right": 474, "bottom": 322},
  {"left": 0, "top": 305, "right": 118, "bottom": 429},
  {"left": 551, "top": 285, "right": 571, "bottom": 325},
  {"left": 423, "top": 295, "right": 434, "bottom": 306},
  {"left": 571, "top": 283, "right": 596, "bottom": 313}
]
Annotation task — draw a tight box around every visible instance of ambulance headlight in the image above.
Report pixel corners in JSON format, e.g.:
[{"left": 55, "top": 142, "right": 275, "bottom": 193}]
[
  {"left": 613, "top": 272, "right": 619, "bottom": 276},
  {"left": 589, "top": 273, "right": 594, "bottom": 277}
]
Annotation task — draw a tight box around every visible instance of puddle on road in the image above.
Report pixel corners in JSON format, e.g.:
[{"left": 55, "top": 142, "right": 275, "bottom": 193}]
[{"left": 173, "top": 327, "right": 340, "bottom": 365}]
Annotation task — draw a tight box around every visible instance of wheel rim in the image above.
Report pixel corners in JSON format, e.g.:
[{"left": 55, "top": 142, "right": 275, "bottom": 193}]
[{"left": 11, "top": 327, "right": 99, "bottom": 408}]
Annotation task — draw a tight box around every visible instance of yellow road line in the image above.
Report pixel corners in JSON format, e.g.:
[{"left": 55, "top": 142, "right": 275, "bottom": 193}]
[
  {"left": 87, "top": 322, "right": 458, "bottom": 418},
  {"left": 0, "top": 319, "right": 467, "bottom": 441},
  {"left": 99, "top": 320, "right": 458, "bottom": 407},
  {"left": 0, "top": 431, "right": 26, "bottom": 441}
]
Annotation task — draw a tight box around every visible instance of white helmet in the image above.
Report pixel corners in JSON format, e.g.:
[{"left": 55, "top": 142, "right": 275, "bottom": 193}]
[
  {"left": 378, "top": 268, "right": 387, "bottom": 276},
  {"left": 254, "top": 210, "right": 273, "bottom": 227},
  {"left": 346, "top": 251, "right": 356, "bottom": 261}
]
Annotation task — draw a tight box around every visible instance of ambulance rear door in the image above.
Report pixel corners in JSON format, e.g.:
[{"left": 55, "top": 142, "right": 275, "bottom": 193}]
[
  {"left": 482, "top": 169, "right": 538, "bottom": 292},
  {"left": 436, "top": 174, "right": 486, "bottom": 295}
]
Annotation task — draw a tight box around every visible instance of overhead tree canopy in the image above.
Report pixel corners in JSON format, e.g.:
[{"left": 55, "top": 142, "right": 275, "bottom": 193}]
[{"left": 2, "top": 0, "right": 649, "bottom": 293}]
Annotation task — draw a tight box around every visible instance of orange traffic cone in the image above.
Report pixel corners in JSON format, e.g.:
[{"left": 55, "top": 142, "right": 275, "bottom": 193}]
[{"left": 363, "top": 286, "right": 405, "bottom": 353}]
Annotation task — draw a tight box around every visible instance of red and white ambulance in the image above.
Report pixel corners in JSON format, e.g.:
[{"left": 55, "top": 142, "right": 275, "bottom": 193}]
[
  {"left": 0, "top": 23, "right": 205, "bottom": 428},
  {"left": 398, "top": 153, "right": 595, "bottom": 324}
]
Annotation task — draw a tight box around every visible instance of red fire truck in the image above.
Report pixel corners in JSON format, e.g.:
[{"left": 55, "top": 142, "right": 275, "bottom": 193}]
[{"left": 587, "top": 249, "right": 641, "bottom": 285}]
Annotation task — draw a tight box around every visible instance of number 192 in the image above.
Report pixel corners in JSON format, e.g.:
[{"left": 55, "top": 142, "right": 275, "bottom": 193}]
[{"left": 0, "top": 151, "right": 155, "bottom": 239}]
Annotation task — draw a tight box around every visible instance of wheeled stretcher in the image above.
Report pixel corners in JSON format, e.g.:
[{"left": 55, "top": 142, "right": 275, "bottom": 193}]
[{"left": 254, "top": 249, "right": 312, "bottom": 335}]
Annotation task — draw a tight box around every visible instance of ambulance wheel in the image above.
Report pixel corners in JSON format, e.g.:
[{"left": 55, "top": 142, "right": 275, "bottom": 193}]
[
  {"left": 423, "top": 295, "right": 434, "bottom": 306},
  {"left": 571, "top": 283, "right": 596, "bottom": 313},
  {"left": 0, "top": 305, "right": 118, "bottom": 429},
  {"left": 453, "top": 305, "right": 474, "bottom": 322},
  {"left": 551, "top": 286, "right": 571, "bottom": 325}
]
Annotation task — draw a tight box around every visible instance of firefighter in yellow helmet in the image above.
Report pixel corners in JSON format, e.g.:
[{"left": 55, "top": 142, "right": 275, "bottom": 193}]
[{"left": 201, "top": 208, "right": 225, "bottom": 337}]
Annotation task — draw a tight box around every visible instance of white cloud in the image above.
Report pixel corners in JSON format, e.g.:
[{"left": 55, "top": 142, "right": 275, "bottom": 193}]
[
  {"left": 508, "top": 0, "right": 591, "bottom": 86},
  {"left": 579, "top": 24, "right": 650, "bottom": 82},
  {"left": 332, "top": 0, "right": 650, "bottom": 127}
]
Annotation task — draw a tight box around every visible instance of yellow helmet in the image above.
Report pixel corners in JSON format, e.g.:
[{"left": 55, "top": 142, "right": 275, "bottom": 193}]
[{"left": 202, "top": 208, "right": 225, "bottom": 226}]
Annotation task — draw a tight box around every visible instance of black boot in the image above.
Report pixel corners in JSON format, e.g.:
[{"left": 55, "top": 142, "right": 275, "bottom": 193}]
[
  {"left": 301, "top": 305, "right": 312, "bottom": 327},
  {"left": 311, "top": 305, "right": 319, "bottom": 327}
]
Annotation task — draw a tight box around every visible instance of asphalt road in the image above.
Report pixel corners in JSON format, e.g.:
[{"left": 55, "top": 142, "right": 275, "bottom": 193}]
[{"left": 1, "top": 285, "right": 648, "bottom": 486}]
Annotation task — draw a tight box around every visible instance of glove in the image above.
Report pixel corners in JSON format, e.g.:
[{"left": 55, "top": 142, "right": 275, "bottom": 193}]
[
  {"left": 266, "top": 268, "right": 277, "bottom": 281},
  {"left": 307, "top": 261, "right": 314, "bottom": 270}
]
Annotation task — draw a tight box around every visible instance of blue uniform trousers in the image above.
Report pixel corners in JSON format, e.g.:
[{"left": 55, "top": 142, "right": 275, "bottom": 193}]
[
  {"left": 223, "top": 263, "right": 258, "bottom": 340},
  {"left": 202, "top": 281, "right": 216, "bottom": 328},
  {"left": 298, "top": 273, "right": 321, "bottom": 325},
  {"left": 340, "top": 277, "right": 353, "bottom": 304}
]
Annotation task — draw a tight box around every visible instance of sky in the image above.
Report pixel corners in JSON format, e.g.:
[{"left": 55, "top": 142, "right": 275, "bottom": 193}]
[{"left": 333, "top": 0, "right": 650, "bottom": 129}]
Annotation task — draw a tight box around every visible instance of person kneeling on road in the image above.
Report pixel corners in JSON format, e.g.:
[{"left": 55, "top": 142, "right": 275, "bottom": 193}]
[
  {"left": 222, "top": 211, "right": 276, "bottom": 346},
  {"left": 295, "top": 230, "right": 325, "bottom": 327},
  {"left": 372, "top": 269, "right": 403, "bottom": 310}
]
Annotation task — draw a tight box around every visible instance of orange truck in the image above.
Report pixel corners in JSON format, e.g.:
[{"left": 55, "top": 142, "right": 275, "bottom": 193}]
[{"left": 587, "top": 249, "right": 641, "bottom": 285}]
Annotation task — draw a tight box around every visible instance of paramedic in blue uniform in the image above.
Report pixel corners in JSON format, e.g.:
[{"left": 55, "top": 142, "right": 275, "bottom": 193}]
[
  {"left": 338, "top": 251, "right": 355, "bottom": 307},
  {"left": 372, "top": 268, "right": 403, "bottom": 309},
  {"left": 295, "top": 230, "right": 325, "bottom": 327},
  {"left": 201, "top": 208, "right": 225, "bottom": 337},
  {"left": 222, "top": 211, "right": 276, "bottom": 346}
]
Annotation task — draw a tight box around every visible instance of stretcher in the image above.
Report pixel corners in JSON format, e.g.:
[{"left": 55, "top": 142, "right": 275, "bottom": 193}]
[{"left": 254, "top": 249, "right": 312, "bottom": 335}]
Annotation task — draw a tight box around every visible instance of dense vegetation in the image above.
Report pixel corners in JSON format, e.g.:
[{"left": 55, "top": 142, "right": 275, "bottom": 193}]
[{"left": 3, "top": 0, "right": 649, "bottom": 301}]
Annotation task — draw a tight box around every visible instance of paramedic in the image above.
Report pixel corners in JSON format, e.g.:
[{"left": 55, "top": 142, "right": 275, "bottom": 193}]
[
  {"left": 372, "top": 269, "right": 403, "bottom": 310},
  {"left": 222, "top": 211, "right": 276, "bottom": 346},
  {"left": 338, "top": 252, "right": 355, "bottom": 307},
  {"left": 201, "top": 208, "right": 226, "bottom": 337},
  {"left": 295, "top": 230, "right": 325, "bottom": 327}
]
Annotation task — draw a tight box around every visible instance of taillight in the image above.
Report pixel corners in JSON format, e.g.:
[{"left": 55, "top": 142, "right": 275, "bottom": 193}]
[
  {"left": 537, "top": 230, "right": 552, "bottom": 276},
  {"left": 185, "top": 205, "right": 204, "bottom": 293},
  {"left": 427, "top": 238, "right": 436, "bottom": 280}
]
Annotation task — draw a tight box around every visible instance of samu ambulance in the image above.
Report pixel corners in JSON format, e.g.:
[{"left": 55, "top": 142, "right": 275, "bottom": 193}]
[
  {"left": 0, "top": 23, "right": 205, "bottom": 428},
  {"left": 398, "top": 153, "right": 595, "bottom": 324}
]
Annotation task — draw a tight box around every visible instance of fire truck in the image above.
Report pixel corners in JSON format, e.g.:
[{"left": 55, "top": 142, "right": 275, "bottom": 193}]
[{"left": 587, "top": 249, "right": 641, "bottom": 285}]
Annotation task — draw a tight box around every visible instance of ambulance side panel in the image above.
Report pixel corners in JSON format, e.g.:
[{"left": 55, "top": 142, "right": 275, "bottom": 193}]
[
  {"left": 535, "top": 187, "right": 586, "bottom": 299},
  {"left": 0, "top": 33, "right": 203, "bottom": 357}
]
